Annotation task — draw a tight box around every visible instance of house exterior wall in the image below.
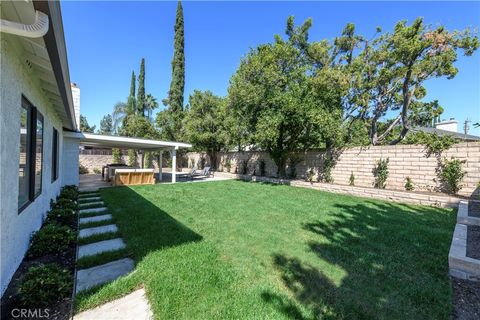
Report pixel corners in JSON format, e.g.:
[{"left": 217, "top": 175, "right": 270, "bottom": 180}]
[
  {"left": 0, "top": 39, "right": 69, "bottom": 296},
  {"left": 63, "top": 137, "right": 80, "bottom": 186}
]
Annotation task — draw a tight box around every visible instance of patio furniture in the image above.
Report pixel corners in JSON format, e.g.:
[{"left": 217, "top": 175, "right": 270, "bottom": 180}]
[
  {"left": 177, "top": 166, "right": 197, "bottom": 180},
  {"left": 113, "top": 168, "right": 155, "bottom": 186}
]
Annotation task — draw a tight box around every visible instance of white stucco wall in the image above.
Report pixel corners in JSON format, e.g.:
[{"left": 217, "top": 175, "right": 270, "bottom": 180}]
[
  {"left": 0, "top": 39, "right": 68, "bottom": 296},
  {"left": 62, "top": 137, "right": 80, "bottom": 186}
]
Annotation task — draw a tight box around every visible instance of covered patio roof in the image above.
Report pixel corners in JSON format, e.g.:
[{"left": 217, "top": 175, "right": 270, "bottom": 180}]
[{"left": 64, "top": 132, "right": 192, "bottom": 150}]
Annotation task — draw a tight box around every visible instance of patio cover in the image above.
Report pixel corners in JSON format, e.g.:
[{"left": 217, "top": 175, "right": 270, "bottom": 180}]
[{"left": 64, "top": 132, "right": 192, "bottom": 183}]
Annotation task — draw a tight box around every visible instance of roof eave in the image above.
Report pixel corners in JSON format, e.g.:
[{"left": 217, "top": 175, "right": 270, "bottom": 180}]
[{"left": 33, "top": 0, "right": 76, "bottom": 131}]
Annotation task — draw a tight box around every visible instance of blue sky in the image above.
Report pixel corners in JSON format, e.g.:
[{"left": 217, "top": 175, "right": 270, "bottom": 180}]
[{"left": 62, "top": 1, "right": 480, "bottom": 135}]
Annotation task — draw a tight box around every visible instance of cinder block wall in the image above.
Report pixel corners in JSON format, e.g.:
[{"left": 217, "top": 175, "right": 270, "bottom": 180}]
[{"left": 186, "top": 142, "right": 480, "bottom": 197}]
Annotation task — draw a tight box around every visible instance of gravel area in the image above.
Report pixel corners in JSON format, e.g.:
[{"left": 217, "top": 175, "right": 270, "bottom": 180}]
[
  {"left": 452, "top": 278, "right": 480, "bottom": 320},
  {"left": 468, "top": 201, "right": 480, "bottom": 218},
  {"left": 467, "top": 225, "right": 480, "bottom": 260}
]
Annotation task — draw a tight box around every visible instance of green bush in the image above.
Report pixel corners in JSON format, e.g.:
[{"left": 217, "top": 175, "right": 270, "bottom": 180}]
[
  {"left": 79, "top": 165, "right": 89, "bottom": 174},
  {"left": 373, "top": 158, "right": 389, "bottom": 189},
  {"left": 405, "top": 177, "right": 414, "bottom": 191},
  {"left": 112, "top": 148, "right": 122, "bottom": 164},
  {"left": 438, "top": 158, "right": 466, "bottom": 194},
  {"left": 19, "top": 264, "right": 71, "bottom": 305},
  {"left": 319, "top": 155, "right": 335, "bottom": 183},
  {"left": 93, "top": 168, "right": 101, "bottom": 174},
  {"left": 28, "top": 224, "right": 76, "bottom": 258},
  {"left": 45, "top": 208, "right": 76, "bottom": 226},
  {"left": 59, "top": 185, "right": 78, "bottom": 201},
  {"left": 54, "top": 198, "right": 78, "bottom": 211},
  {"left": 224, "top": 159, "right": 231, "bottom": 172},
  {"left": 349, "top": 172, "right": 355, "bottom": 186}
]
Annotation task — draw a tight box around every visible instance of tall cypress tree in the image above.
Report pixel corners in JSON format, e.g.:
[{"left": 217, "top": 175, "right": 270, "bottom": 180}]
[
  {"left": 137, "top": 58, "right": 146, "bottom": 116},
  {"left": 127, "top": 70, "right": 136, "bottom": 114},
  {"left": 168, "top": 1, "right": 185, "bottom": 119}
]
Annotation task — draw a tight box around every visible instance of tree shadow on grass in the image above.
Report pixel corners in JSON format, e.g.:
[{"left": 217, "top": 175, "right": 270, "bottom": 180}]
[
  {"left": 75, "top": 186, "right": 203, "bottom": 308},
  {"left": 263, "top": 201, "right": 455, "bottom": 319}
]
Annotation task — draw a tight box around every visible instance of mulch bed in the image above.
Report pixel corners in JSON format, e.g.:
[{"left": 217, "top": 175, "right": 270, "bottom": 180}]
[
  {"left": 466, "top": 225, "right": 480, "bottom": 260},
  {"left": 468, "top": 201, "right": 480, "bottom": 218},
  {"left": 452, "top": 278, "right": 480, "bottom": 320},
  {"left": 0, "top": 221, "right": 78, "bottom": 320}
]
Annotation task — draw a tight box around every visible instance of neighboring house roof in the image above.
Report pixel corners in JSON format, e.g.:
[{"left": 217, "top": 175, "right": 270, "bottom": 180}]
[
  {"left": 1, "top": 0, "right": 76, "bottom": 130},
  {"left": 413, "top": 126, "right": 480, "bottom": 141},
  {"left": 64, "top": 132, "right": 192, "bottom": 150}
]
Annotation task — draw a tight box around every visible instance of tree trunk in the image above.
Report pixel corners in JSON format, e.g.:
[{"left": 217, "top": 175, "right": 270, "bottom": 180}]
[{"left": 207, "top": 150, "right": 218, "bottom": 170}]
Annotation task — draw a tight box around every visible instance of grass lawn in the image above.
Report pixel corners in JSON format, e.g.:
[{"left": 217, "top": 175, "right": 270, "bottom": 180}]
[{"left": 75, "top": 180, "right": 455, "bottom": 319}]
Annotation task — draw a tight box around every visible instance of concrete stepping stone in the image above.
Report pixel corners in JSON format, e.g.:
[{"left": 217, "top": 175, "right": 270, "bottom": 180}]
[
  {"left": 78, "top": 238, "right": 126, "bottom": 258},
  {"left": 75, "top": 258, "right": 135, "bottom": 293},
  {"left": 79, "top": 224, "right": 118, "bottom": 239},
  {"left": 79, "top": 214, "right": 112, "bottom": 225},
  {"left": 78, "top": 196, "right": 102, "bottom": 203},
  {"left": 79, "top": 201, "right": 105, "bottom": 208},
  {"left": 80, "top": 207, "right": 108, "bottom": 215},
  {"left": 74, "top": 288, "right": 153, "bottom": 320}
]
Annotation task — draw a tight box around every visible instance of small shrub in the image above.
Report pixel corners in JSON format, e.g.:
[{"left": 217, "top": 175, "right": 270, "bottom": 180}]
[
  {"left": 112, "top": 148, "right": 122, "bottom": 164},
  {"left": 92, "top": 168, "right": 101, "bottom": 174},
  {"left": 127, "top": 149, "right": 137, "bottom": 167},
  {"left": 28, "top": 224, "right": 76, "bottom": 258},
  {"left": 79, "top": 165, "right": 89, "bottom": 174},
  {"left": 373, "top": 158, "right": 389, "bottom": 189},
  {"left": 54, "top": 198, "right": 78, "bottom": 211},
  {"left": 438, "top": 158, "right": 467, "bottom": 194},
  {"left": 306, "top": 168, "right": 315, "bottom": 183},
  {"left": 19, "top": 264, "right": 71, "bottom": 305},
  {"left": 319, "top": 155, "right": 335, "bottom": 183},
  {"left": 59, "top": 185, "right": 78, "bottom": 201},
  {"left": 225, "top": 159, "right": 231, "bottom": 172},
  {"left": 405, "top": 177, "right": 414, "bottom": 191},
  {"left": 259, "top": 160, "right": 266, "bottom": 177},
  {"left": 349, "top": 172, "right": 355, "bottom": 186},
  {"left": 45, "top": 208, "right": 76, "bottom": 226}
]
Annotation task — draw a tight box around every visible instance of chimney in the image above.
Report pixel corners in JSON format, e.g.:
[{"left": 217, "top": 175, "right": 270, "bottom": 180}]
[{"left": 435, "top": 119, "right": 458, "bottom": 133}]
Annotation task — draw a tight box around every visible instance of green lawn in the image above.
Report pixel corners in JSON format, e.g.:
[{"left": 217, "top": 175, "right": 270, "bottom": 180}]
[{"left": 75, "top": 180, "right": 455, "bottom": 319}]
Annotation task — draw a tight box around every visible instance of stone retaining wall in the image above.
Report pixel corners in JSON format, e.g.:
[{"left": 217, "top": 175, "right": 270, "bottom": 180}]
[
  {"left": 214, "top": 172, "right": 462, "bottom": 208},
  {"left": 187, "top": 142, "right": 480, "bottom": 198}
]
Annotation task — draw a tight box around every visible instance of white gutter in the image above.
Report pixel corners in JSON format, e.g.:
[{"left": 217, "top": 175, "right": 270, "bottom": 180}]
[{"left": 0, "top": 10, "right": 49, "bottom": 38}]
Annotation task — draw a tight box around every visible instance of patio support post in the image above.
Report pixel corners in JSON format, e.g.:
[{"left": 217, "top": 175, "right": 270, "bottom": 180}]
[
  {"left": 171, "top": 148, "right": 177, "bottom": 183},
  {"left": 158, "top": 150, "right": 163, "bottom": 182}
]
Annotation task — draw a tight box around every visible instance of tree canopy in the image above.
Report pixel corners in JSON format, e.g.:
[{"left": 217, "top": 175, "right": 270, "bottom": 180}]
[
  {"left": 80, "top": 115, "right": 96, "bottom": 133},
  {"left": 183, "top": 90, "right": 228, "bottom": 169}
]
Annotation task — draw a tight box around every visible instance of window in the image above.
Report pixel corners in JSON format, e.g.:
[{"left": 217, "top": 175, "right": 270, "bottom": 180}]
[
  {"left": 18, "top": 100, "right": 31, "bottom": 209},
  {"left": 34, "top": 112, "right": 43, "bottom": 197},
  {"left": 52, "top": 128, "right": 59, "bottom": 182},
  {"left": 18, "top": 96, "right": 44, "bottom": 212}
]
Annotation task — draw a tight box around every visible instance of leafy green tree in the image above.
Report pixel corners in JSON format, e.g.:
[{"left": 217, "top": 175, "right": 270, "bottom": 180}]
[
  {"left": 409, "top": 100, "right": 443, "bottom": 127},
  {"left": 98, "top": 114, "right": 113, "bottom": 135},
  {"left": 346, "top": 18, "right": 478, "bottom": 144},
  {"left": 137, "top": 59, "right": 146, "bottom": 116},
  {"left": 159, "top": 0, "right": 185, "bottom": 141},
  {"left": 228, "top": 18, "right": 346, "bottom": 177},
  {"left": 144, "top": 94, "right": 159, "bottom": 121},
  {"left": 183, "top": 90, "right": 227, "bottom": 169},
  {"left": 122, "top": 115, "right": 158, "bottom": 139},
  {"left": 80, "top": 115, "right": 95, "bottom": 133},
  {"left": 127, "top": 71, "right": 136, "bottom": 115},
  {"left": 112, "top": 102, "right": 128, "bottom": 134}
]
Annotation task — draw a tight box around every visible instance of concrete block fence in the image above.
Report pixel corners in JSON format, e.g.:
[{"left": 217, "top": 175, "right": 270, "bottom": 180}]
[{"left": 186, "top": 142, "right": 480, "bottom": 198}]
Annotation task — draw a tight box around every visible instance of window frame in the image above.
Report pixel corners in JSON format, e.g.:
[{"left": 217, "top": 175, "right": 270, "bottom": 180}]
[
  {"left": 18, "top": 96, "right": 44, "bottom": 213},
  {"left": 51, "top": 127, "right": 59, "bottom": 183},
  {"left": 33, "top": 110, "right": 43, "bottom": 199}
]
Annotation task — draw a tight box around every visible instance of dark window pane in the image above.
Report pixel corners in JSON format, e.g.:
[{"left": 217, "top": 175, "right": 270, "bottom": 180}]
[
  {"left": 18, "top": 104, "right": 30, "bottom": 207},
  {"left": 52, "top": 128, "right": 59, "bottom": 182},
  {"left": 34, "top": 112, "right": 43, "bottom": 197}
]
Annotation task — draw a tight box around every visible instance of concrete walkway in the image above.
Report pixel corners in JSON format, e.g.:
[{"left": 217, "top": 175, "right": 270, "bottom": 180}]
[{"left": 75, "top": 191, "right": 134, "bottom": 294}]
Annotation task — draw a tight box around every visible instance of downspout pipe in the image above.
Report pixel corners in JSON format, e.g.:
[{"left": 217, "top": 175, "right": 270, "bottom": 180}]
[{"left": 0, "top": 10, "right": 49, "bottom": 38}]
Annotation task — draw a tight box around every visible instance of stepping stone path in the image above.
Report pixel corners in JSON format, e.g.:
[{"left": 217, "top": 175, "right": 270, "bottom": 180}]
[{"left": 75, "top": 191, "right": 134, "bottom": 294}]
